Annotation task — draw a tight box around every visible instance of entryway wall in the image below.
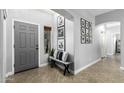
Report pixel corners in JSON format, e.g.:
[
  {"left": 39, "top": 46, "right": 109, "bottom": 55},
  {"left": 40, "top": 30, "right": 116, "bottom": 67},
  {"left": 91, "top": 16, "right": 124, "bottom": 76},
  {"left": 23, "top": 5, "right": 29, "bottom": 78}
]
[
  {"left": 67, "top": 10, "right": 101, "bottom": 74},
  {"left": 6, "top": 9, "right": 55, "bottom": 76}
]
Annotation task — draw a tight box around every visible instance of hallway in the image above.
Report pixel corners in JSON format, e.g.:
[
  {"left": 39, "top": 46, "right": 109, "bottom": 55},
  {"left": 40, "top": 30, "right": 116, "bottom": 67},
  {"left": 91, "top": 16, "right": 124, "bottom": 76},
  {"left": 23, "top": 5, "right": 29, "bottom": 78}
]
[{"left": 6, "top": 54, "right": 124, "bottom": 83}]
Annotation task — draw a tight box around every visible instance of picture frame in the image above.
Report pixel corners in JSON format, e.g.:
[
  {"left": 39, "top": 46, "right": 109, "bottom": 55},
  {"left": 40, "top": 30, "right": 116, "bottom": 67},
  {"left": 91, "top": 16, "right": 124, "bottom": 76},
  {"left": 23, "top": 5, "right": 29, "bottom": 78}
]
[
  {"left": 57, "top": 16, "right": 65, "bottom": 27},
  {"left": 81, "top": 18, "right": 85, "bottom": 27},
  {"left": 81, "top": 36, "right": 86, "bottom": 44},
  {"left": 57, "top": 26, "right": 65, "bottom": 38},
  {"left": 80, "top": 18, "right": 92, "bottom": 44},
  {"left": 86, "top": 21, "right": 89, "bottom": 28},
  {"left": 85, "top": 28, "right": 89, "bottom": 36},
  {"left": 81, "top": 27, "right": 85, "bottom": 35},
  {"left": 57, "top": 39, "right": 65, "bottom": 51},
  {"left": 86, "top": 36, "right": 90, "bottom": 44}
]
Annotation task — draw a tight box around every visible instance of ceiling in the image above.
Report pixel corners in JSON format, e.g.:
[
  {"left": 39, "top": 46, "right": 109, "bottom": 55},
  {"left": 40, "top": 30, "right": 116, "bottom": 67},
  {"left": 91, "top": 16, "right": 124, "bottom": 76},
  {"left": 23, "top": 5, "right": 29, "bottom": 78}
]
[
  {"left": 97, "top": 22, "right": 120, "bottom": 34},
  {"left": 69, "top": 9, "right": 114, "bottom": 17}
]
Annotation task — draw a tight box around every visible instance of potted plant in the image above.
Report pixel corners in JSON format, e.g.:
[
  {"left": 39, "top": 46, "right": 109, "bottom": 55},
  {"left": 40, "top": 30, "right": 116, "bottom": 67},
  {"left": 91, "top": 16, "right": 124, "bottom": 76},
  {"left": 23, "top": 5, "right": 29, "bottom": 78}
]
[{"left": 48, "top": 48, "right": 55, "bottom": 62}]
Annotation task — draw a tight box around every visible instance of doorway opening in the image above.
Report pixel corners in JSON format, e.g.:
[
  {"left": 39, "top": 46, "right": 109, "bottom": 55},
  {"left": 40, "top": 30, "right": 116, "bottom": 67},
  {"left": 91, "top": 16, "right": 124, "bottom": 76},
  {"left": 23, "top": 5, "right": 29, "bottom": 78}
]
[
  {"left": 96, "top": 22, "right": 121, "bottom": 60},
  {"left": 44, "top": 26, "right": 52, "bottom": 54}
]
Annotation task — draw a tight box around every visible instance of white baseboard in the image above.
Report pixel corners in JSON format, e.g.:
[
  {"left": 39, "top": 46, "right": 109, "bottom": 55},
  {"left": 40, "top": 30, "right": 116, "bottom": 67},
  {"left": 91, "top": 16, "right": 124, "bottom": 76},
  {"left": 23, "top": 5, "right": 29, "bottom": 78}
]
[
  {"left": 74, "top": 58, "right": 101, "bottom": 75},
  {"left": 6, "top": 72, "right": 14, "bottom": 78},
  {"left": 120, "top": 67, "right": 124, "bottom": 70},
  {"left": 107, "top": 53, "right": 114, "bottom": 56},
  {"left": 6, "top": 63, "right": 49, "bottom": 77},
  {"left": 39, "top": 62, "right": 49, "bottom": 67}
]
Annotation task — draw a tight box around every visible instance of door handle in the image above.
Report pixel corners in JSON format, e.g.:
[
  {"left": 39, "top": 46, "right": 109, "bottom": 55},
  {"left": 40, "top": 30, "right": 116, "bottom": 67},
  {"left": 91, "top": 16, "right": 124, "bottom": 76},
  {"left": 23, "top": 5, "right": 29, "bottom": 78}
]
[
  {"left": 36, "top": 47, "right": 39, "bottom": 50},
  {"left": 36, "top": 44, "right": 38, "bottom": 50}
]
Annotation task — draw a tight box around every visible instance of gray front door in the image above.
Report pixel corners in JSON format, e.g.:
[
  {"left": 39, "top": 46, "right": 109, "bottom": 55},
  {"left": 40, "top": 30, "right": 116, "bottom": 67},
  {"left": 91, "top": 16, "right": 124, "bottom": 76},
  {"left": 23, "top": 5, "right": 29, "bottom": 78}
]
[{"left": 14, "top": 21, "right": 38, "bottom": 73}]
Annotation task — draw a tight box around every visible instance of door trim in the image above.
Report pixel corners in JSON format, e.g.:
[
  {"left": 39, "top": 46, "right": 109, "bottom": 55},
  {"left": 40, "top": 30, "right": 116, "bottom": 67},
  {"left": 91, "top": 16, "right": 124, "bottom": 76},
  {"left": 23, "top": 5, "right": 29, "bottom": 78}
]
[
  {"left": 12, "top": 19, "right": 41, "bottom": 74},
  {"left": 1, "top": 10, "right": 7, "bottom": 82}
]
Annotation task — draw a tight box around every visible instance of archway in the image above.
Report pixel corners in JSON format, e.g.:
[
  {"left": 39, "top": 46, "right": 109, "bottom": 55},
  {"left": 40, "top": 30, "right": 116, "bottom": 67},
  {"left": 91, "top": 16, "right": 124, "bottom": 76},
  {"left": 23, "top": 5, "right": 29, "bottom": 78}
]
[
  {"left": 96, "top": 22, "right": 120, "bottom": 61},
  {"left": 95, "top": 9, "right": 124, "bottom": 69}
]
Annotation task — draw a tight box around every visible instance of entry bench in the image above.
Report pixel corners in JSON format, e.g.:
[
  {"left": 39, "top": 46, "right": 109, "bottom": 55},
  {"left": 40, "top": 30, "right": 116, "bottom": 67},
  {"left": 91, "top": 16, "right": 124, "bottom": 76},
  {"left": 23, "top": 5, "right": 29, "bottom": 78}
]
[{"left": 49, "top": 50, "right": 72, "bottom": 75}]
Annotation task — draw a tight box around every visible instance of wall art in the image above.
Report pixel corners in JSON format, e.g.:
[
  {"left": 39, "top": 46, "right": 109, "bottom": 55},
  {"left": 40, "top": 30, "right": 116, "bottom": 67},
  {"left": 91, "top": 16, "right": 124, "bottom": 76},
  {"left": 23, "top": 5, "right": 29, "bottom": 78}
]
[
  {"left": 81, "top": 36, "right": 86, "bottom": 44},
  {"left": 58, "top": 26, "right": 65, "bottom": 38},
  {"left": 80, "top": 18, "right": 92, "bottom": 44},
  {"left": 57, "top": 15, "right": 65, "bottom": 51},
  {"left": 57, "top": 16, "right": 65, "bottom": 27},
  {"left": 57, "top": 39, "right": 65, "bottom": 51}
]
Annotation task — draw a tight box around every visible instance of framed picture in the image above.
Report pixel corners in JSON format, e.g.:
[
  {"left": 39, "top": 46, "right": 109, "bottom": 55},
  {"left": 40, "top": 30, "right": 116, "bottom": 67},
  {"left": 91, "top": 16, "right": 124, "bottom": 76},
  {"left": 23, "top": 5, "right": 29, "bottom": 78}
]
[
  {"left": 81, "top": 18, "right": 85, "bottom": 27},
  {"left": 57, "top": 16, "right": 65, "bottom": 27},
  {"left": 86, "top": 36, "right": 90, "bottom": 44},
  {"left": 80, "top": 18, "right": 92, "bottom": 44},
  {"left": 86, "top": 21, "right": 89, "bottom": 28},
  {"left": 81, "top": 27, "right": 85, "bottom": 35},
  {"left": 81, "top": 36, "right": 85, "bottom": 44},
  {"left": 58, "top": 26, "right": 65, "bottom": 38},
  {"left": 85, "top": 29, "right": 89, "bottom": 36},
  {"left": 57, "top": 39, "right": 65, "bottom": 51}
]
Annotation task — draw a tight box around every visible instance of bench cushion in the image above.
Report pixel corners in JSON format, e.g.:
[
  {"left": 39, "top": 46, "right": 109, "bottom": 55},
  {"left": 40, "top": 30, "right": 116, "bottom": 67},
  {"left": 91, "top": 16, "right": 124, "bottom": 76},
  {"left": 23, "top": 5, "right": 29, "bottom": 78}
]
[
  {"left": 53, "top": 50, "right": 58, "bottom": 58},
  {"left": 53, "top": 50, "right": 68, "bottom": 62},
  {"left": 62, "top": 52, "right": 68, "bottom": 61},
  {"left": 56, "top": 51, "right": 60, "bottom": 59},
  {"left": 58, "top": 51, "right": 63, "bottom": 60},
  {"left": 49, "top": 56, "right": 72, "bottom": 65}
]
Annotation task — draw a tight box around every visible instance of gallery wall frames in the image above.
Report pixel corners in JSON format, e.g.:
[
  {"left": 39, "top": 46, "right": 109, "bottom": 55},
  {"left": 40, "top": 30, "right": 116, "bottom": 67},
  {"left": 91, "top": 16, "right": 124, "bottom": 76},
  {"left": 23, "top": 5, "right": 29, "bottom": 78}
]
[
  {"left": 80, "top": 18, "right": 92, "bottom": 44},
  {"left": 58, "top": 26, "right": 65, "bottom": 38},
  {"left": 57, "top": 39, "right": 65, "bottom": 51},
  {"left": 57, "top": 15, "right": 66, "bottom": 51},
  {"left": 57, "top": 16, "right": 65, "bottom": 27}
]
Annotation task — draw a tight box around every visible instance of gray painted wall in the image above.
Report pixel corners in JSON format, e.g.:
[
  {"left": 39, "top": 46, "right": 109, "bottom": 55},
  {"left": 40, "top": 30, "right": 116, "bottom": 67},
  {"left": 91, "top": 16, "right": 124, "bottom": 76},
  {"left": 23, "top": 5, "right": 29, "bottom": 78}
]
[
  {"left": 0, "top": 10, "right": 3, "bottom": 82},
  {"left": 6, "top": 9, "right": 54, "bottom": 74},
  {"left": 95, "top": 9, "right": 124, "bottom": 67},
  {"left": 74, "top": 13, "right": 101, "bottom": 72},
  {"left": 67, "top": 10, "right": 101, "bottom": 73}
]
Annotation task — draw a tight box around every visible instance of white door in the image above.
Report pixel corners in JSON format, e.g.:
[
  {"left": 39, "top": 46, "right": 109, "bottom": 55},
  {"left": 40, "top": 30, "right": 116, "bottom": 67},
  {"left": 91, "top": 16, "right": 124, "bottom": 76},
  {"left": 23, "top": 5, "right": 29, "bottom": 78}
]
[{"left": 100, "top": 31, "right": 107, "bottom": 58}]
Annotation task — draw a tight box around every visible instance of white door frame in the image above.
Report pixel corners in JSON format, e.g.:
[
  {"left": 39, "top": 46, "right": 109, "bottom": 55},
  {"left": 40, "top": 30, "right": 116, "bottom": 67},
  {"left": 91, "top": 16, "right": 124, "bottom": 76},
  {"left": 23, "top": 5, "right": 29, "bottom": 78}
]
[
  {"left": 1, "top": 10, "right": 6, "bottom": 82},
  {"left": 12, "top": 19, "right": 41, "bottom": 74}
]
